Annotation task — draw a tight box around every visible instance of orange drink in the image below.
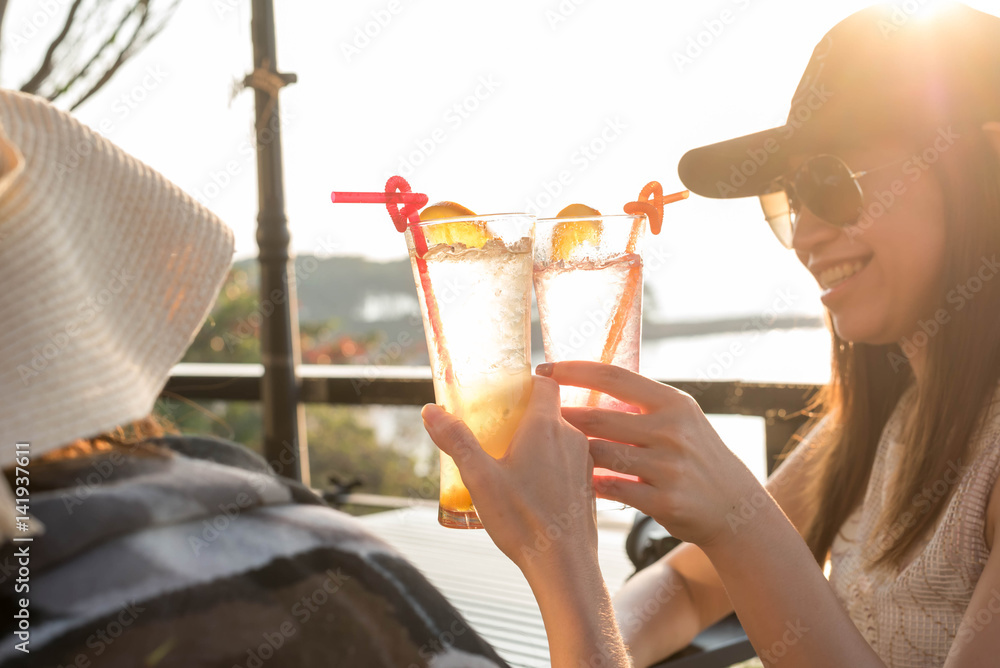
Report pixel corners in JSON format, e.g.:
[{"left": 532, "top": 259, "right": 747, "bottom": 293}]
[{"left": 405, "top": 211, "right": 535, "bottom": 528}]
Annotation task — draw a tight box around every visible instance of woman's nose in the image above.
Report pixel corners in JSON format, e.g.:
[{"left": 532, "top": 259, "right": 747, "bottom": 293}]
[{"left": 791, "top": 206, "right": 843, "bottom": 256}]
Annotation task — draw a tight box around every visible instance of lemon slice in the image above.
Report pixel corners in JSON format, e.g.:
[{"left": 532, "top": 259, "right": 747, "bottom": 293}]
[
  {"left": 552, "top": 203, "right": 602, "bottom": 261},
  {"left": 419, "top": 201, "right": 489, "bottom": 248}
]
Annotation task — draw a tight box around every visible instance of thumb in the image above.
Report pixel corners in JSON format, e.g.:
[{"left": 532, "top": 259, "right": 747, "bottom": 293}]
[{"left": 421, "top": 404, "right": 493, "bottom": 484}]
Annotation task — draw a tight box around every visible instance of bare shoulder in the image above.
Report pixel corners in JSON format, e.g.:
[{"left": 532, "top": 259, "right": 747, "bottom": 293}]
[{"left": 766, "top": 414, "right": 836, "bottom": 533}]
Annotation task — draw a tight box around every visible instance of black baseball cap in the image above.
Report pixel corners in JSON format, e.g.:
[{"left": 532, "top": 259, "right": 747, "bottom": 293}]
[{"left": 677, "top": 2, "right": 1000, "bottom": 199}]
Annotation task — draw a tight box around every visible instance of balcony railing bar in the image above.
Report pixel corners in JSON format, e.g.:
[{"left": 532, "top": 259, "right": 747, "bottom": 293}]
[{"left": 164, "top": 363, "right": 821, "bottom": 477}]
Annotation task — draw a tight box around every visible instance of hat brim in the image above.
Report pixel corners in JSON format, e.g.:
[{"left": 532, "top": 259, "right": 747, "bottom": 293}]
[{"left": 677, "top": 125, "right": 810, "bottom": 199}]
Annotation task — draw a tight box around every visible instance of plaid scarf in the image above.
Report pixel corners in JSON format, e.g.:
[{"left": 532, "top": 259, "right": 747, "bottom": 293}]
[{"left": 0, "top": 435, "right": 507, "bottom": 668}]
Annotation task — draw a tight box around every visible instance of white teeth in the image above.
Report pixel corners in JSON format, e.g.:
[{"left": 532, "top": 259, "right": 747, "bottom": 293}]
[{"left": 818, "top": 260, "right": 867, "bottom": 290}]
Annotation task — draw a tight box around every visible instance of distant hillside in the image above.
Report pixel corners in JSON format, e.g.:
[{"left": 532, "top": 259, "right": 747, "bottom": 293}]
[
  {"left": 234, "top": 255, "right": 824, "bottom": 341},
  {"left": 235, "top": 255, "right": 416, "bottom": 326}
]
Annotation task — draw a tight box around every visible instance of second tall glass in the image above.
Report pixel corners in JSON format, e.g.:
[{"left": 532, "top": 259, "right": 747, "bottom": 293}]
[
  {"left": 534, "top": 214, "right": 645, "bottom": 478},
  {"left": 406, "top": 213, "right": 535, "bottom": 529}
]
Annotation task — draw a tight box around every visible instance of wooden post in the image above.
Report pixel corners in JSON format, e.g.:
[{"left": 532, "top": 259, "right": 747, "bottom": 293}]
[{"left": 249, "top": 0, "right": 309, "bottom": 484}]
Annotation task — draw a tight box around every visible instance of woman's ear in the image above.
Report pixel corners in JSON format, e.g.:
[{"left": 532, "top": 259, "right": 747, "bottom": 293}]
[{"left": 983, "top": 122, "right": 1000, "bottom": 160}]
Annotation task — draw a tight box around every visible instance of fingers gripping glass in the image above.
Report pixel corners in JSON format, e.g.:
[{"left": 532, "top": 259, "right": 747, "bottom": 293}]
[{"left": 759, "top": 154, "right": 899, "bottom": 248}]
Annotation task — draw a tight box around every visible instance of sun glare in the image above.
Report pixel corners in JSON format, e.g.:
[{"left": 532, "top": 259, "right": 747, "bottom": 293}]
[{"left": 909, "top": 0, "right": 960, "bottom": 24}]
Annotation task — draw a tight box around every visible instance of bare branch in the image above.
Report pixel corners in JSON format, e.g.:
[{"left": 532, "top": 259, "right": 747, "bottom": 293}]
[
  {"left": 19, "top": 0, "right": 87, "bottom": 95},
  {"left": 0, "top": 0, "right": 11, "bottom": 71},
  {"left": 68, "top": 2, "right": 155, "bottom": 110},
  {"left": 12, "top": 0, "right": 180, "bottom": 107}
]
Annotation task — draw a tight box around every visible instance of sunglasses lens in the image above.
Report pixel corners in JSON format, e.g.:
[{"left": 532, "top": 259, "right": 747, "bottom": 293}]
[
  {"left": 794, "top": 155, "right": 864, "bottom": 226},
  {"left": 759, "top": 189, "right": 795, "bottom": 248}
]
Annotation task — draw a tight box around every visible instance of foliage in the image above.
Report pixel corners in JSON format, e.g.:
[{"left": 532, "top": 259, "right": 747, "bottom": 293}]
[
  {"left": 304, "top": 406, "right": 433, "bottom": 499},
  {"left": 170, "top": 263, "right": 438, "bottom": 505}
]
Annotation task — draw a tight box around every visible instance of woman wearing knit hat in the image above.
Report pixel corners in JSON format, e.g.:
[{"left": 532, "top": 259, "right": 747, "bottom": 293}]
[
  {"left": 425, "top": 3, "right": 1000, "bottom": 666},
  {"left": 0, "top": 90, "right": 509, "bottom": 667}
]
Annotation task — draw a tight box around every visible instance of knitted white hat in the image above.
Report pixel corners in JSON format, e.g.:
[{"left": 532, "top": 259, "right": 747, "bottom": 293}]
[{"left": 0, "top": 90, "right": 234, "bottom": 467}]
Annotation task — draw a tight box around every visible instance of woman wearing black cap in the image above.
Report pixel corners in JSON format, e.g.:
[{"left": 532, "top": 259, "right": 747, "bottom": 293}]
[{"left": 423, "top": 3, "right": 1000, "bottom": 666}]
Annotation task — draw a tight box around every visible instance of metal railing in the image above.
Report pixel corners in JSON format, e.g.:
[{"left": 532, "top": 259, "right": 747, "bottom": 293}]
[{"left": 163, "top": 363, "right": 821, "bottom": 480}]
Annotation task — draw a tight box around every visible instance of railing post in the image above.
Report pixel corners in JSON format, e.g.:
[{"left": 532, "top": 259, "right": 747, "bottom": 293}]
[
  {"left": 764, "top": 413, "right": 809, "bottom": 475},
  {"left": 248, "top": 0, "right": 309, "bottom": 484}
]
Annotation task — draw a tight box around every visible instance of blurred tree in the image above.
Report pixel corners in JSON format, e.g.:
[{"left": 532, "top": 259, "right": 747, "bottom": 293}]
[
  {"left": 171, "top": 265, "right": 438, "bottom": 507},
  {"left": 304, "top": 406, "right": 426, "bottom": 499},
  {"left": 3, "top": 0, "right": 181, "bottom": 110},
  {"left": 184, "top": 269, "right": 262, "bottom": 364}
]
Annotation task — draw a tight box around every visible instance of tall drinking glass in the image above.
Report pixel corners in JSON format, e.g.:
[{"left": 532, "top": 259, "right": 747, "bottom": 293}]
[
  {"left": 405, "top": 213, "right": 535, "bottom": 528},
  {"left": 533, "top": 214, "right": 645, "bottom": 478}
]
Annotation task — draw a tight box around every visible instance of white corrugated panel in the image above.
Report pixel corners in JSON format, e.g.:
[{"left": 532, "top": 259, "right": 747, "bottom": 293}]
[{"left": 362, "top": 506, "right": 635, "bottom": 668}]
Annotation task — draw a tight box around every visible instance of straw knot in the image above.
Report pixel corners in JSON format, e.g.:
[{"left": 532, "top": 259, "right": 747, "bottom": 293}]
[{"left": 384, "top": 175, "right": 427, "bottom": 232}]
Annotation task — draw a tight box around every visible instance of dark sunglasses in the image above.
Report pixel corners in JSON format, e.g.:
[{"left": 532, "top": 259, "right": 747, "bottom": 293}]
[{"left": 759, "top": 154, "right": 901, "bottom": 248}]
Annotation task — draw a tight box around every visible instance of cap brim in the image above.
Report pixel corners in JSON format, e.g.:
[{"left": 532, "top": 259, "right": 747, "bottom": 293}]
[{"left": 678, "top": 126, "right": 808, "bottom": 199}]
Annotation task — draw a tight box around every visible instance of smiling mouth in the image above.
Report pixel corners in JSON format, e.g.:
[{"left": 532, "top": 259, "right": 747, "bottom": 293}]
[{"left": 818, "top": 257, "right": 872, "bottom": 290}]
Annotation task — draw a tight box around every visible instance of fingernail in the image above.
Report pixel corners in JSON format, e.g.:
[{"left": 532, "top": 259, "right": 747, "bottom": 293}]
[
  {"left": 421, "top": 403, "right": 443, "bottom": 428},
  {"left": 536, "top": 363, "right": 553, "bottom": 376}
]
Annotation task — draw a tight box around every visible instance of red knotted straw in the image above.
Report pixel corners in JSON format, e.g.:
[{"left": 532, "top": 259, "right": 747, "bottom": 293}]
[
  {"left": 585, "top": 182, "right": 689, "bottom": 407},
  {"left": 330, "top": 177, "right": 453, "bottom": 381}
]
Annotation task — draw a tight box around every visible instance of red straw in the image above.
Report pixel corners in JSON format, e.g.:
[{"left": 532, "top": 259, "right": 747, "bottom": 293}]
[
  {"left": 584, "top": 183, "right": 688, "bottom": 407},
  {"left": 330, "top": 191, "right": 427, "bottom": 204},
  {"left": 623, "top": 181, "right": 689, "bottom": 235},
  {"left": 330, "top": 177, "right": 452, "bottom": 382},
  {"left": 585, "top": 215, "right": 643, "bottom": 408}
]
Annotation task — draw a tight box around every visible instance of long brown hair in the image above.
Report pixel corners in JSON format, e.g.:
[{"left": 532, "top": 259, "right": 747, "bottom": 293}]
[
  {"left": 801, "top": 126, "right": 1000, "bottom": 567},
  {"left": 3, "top": 415, "right": 176, "bottom": 493},
  {"left": 36, "top": 415, "right": 175, "bottom": 462}
]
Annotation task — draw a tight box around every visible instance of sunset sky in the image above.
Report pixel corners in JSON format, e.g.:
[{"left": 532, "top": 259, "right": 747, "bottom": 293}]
[{"left": 5, "top": 0, "right": 997, "bottom": 388}]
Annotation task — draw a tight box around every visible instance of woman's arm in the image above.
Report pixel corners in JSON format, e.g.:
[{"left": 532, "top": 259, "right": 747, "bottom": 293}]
[
  {"left": 613, "top": 544, "right": 727, "bottom": 667},
  {"left": 612, "top": 418, "right": 830, "bottom": 667},
  {"left": 545, "top": 361, "right": 886, "bottom": 668},
  {"left": 421, "top": 377, "right": 630, "bottom": 667},
  {"left": 522, "top": 544, "right": 629, "bottom": 668}
]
